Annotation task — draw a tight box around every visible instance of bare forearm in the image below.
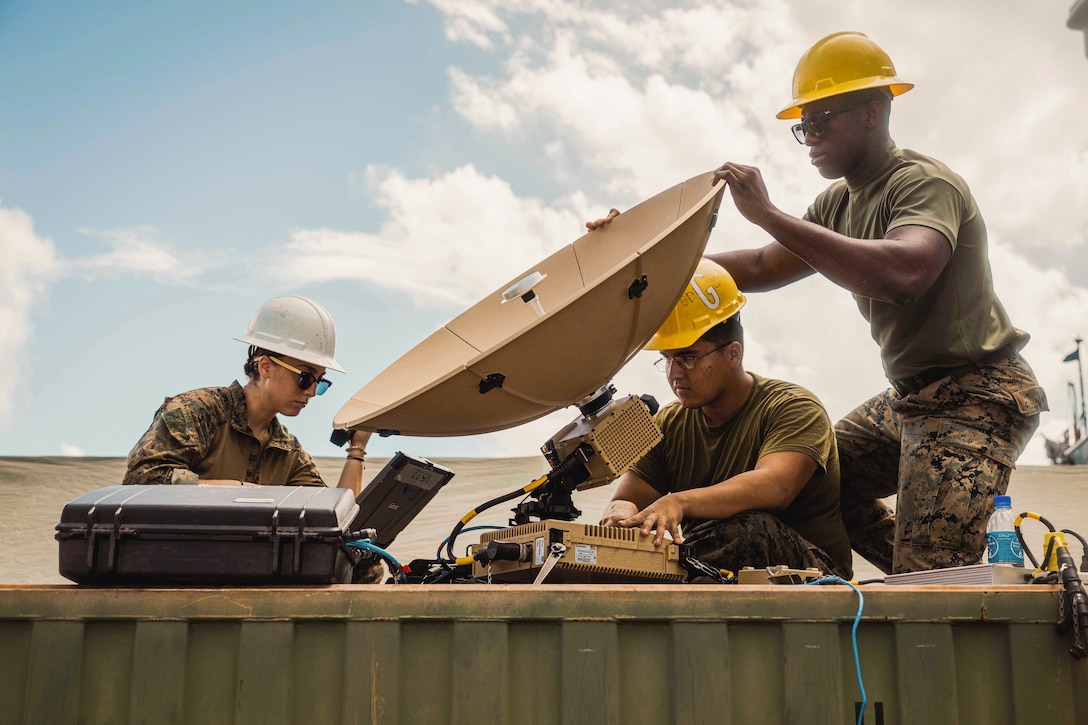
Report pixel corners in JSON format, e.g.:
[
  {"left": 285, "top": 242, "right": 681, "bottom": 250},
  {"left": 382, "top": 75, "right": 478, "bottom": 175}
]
[
  {"left": 336, "top": 459, "right": 363, "bottom": 496},
  {"left": 670, "top": 470, "right": 792, "bottom": 521},
  {"left": 708, "top": 245, "right": 813, "bottom": 292},
  {"left": 753, "top": 212, "right": 947, "bottom": 304},
  {"left": 336, "top": 431, "right": 371, "bottom": 497}
]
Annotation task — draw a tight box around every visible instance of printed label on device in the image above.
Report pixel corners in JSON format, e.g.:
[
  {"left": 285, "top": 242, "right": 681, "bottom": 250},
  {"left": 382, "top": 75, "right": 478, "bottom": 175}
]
[{"left": 575, "top": 543, "right": 597, "bottom": 564}]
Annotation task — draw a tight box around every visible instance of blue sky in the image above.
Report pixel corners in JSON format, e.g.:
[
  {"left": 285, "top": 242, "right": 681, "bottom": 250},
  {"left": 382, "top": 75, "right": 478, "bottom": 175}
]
[{"left": 3, "top": 0, "right": 1088, "bottom": 465}]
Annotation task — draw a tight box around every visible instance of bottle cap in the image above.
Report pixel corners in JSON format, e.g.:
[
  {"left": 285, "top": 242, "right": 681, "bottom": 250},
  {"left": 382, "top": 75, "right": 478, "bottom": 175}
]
[{"left": 994, "top": 495, "right": 1011, "bottom": 507}]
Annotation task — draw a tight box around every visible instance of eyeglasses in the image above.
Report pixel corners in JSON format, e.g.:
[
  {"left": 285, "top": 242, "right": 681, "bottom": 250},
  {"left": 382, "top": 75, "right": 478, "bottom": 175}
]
[
  {"left": 791, "top": 101, "right": 866, "bottom": 144},
  {"left": 267, "top": 356, "right": 331, "bottom": 395},
  {"left": 653, "top": 343, "right": 730, "bottom": 372}
]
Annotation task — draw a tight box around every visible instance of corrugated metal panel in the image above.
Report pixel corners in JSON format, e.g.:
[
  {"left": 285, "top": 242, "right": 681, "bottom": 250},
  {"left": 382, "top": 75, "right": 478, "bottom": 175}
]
[{"left": 1, "top": 584, "right": 1085, "bottom": 724}]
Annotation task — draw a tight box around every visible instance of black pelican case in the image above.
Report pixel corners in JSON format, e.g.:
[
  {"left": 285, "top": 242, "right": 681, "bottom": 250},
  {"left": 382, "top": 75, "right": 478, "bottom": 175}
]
[{"left": 55, "top": 485, "right": 359, "bottom": 585}]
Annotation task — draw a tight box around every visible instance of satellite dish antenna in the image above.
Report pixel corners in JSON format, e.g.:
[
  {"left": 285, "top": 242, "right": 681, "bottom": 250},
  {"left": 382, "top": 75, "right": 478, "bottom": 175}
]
[{"left": 333, "top": 171, "right": 725, "bottom": 437}]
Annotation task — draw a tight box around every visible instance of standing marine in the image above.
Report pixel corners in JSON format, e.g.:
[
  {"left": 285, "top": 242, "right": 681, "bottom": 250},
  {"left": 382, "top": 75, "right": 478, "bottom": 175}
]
[{"left": 708, "top": 31, "right": 1048, "bottom": 573}]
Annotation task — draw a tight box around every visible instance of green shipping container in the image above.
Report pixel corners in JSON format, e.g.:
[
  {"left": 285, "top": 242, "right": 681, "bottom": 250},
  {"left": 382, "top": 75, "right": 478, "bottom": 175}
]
[{"left": 1, "top": 584, "right": 1086, "bottom": 724}]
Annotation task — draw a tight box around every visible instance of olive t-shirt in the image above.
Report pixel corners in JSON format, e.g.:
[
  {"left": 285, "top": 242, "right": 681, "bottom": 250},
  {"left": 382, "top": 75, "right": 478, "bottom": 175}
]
[
  {"left": 803, "top": 141, "right": 1026, "bottom": 380},
  {"left": 629, "top": 374, "right": 851, "bottom": 572}
]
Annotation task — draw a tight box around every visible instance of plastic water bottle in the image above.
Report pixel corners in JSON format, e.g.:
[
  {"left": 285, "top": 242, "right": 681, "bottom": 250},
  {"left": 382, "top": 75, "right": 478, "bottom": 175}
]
[{"left": 985, "top": 495, "right": 1024, "bottom": 566}]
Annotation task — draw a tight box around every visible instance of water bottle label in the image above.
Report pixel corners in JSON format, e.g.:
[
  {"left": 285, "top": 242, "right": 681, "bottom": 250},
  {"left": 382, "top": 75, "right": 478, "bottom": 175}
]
[{"left": 986, "top": 531, "right": 1024, "bottom": 565}]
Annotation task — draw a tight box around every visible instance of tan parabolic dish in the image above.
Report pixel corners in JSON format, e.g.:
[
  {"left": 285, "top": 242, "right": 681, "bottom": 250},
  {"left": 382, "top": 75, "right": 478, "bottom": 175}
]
[{"left": 333, "top": 172, "right": 726, "bottom": 437}]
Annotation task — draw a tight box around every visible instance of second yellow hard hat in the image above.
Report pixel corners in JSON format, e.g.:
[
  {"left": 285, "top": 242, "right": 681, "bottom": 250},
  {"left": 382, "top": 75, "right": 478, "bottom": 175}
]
[{"left": 646, "top": 258, "right": 746, "bottom": 351}]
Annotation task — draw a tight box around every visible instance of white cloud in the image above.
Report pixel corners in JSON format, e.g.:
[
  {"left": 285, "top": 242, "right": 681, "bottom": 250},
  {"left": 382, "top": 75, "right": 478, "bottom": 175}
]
[
  {"left": 0, "top": 213, "right": 240, "bottom": 441},
  {"left": 267, "top": 164, "right": 596, "bottom": 307},
  {"left": 988, "top": 240, "right": 1088, "bottom": 461},
  {"left": 68, "top": 226, "right": 209, "bottom": 283},
  {"left": 0, "top": 201, "right": 60, "bottom": 434},
  {"left": 60, "top": 443, "right": 86, "bottom": 457},
  {"left": 420, "top": 0, "right": 510, "bottom": 49},
  {"left": 450, "top": 51, "right": 760, "bottom": 200},
  {"left": 984, "top": 149, "right": 1088, "bottom": 253},
  {"left": 447, "top": 67, "right": 520, "bottom": 130},
  {"left": 441, "top": 3, "right": 804, "bottom": 204}
]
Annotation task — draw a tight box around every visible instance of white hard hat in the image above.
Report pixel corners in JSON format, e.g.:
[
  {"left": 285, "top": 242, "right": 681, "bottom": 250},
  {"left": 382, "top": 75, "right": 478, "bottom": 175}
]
[{"left": 233, "top": 295, "right": 346, "bottom": 373}]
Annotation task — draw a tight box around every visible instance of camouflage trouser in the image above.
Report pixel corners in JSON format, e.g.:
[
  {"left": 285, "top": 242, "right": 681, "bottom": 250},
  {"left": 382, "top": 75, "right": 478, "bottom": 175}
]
[
  {"left": 684, "top": 511, "right": 850, "bottom": 579},
  {"left": 835, "top": 353, "right": 1047, "bottom": 574}
]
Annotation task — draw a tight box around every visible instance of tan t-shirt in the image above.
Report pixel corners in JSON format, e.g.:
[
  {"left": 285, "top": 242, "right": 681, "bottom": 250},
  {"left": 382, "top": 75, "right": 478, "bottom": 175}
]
[
  {"left": 629, "top": 374, "right": 852, "bottom": 573},
  {"left": 124, "top": 381, "right": 325, "bottom": 487},
  {"left": 804, "top": 142, "right": 1027, "bottom": 380}
]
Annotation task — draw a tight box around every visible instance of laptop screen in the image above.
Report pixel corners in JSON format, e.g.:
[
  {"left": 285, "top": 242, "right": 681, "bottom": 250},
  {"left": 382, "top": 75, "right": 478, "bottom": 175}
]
[{"left": 350, "top": 451, "right": 455, "bottom": 548}]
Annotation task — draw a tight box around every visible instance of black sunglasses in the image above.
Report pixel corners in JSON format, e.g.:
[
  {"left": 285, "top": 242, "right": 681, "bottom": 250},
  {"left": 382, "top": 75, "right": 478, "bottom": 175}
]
[
  {"left": 791, "top": 101, "right": 866, "bottom": 144},
  {"left": 268, "top": 356, "right": 332, "bottom": 395}
]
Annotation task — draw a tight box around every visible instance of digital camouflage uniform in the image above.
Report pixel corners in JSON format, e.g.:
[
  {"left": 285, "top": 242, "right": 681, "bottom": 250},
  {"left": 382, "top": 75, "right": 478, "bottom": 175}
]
[
  {"left": 124, "top": 381, "right": 385, "bottom": 583},
  {"left": 804, "top": 142, "right": 1049, "bottom": 574},
  {"left": 683, "top": 512, "right": 849, "bottom": 579},
  {"left": 836, "top": 354, "right": 1045, "bottom": 573},
  {"left": 124, "top": 381, "right": 324, "bottom": 486}
]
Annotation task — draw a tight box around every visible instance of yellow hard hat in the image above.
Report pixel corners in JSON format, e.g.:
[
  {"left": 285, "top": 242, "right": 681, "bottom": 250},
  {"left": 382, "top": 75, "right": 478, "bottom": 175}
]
[
  {"left": 776, "top": 31, "right": 914, "bottom": 120},
  {"left": 646, "top": 259, "right": 746, "bottom": 351}
]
